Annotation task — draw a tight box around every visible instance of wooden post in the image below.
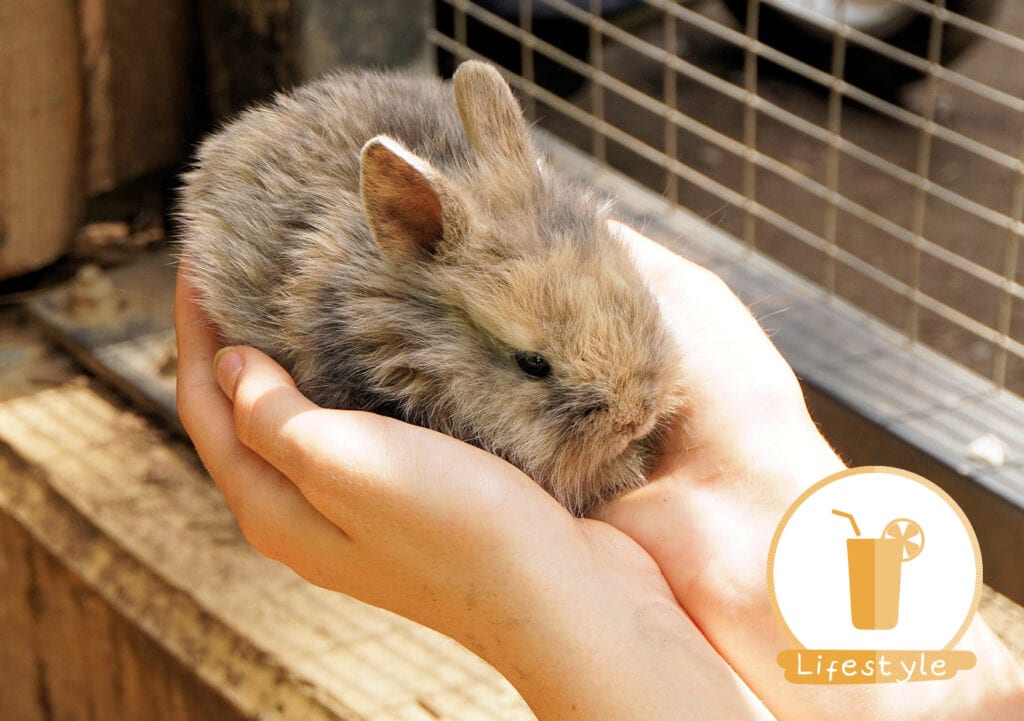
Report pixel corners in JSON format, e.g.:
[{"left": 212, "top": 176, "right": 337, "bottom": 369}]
[
  {"left": 0, "top": 0, "right": 83, "bottom": 279},
  {"left": 78, "top": 0, "right": 193, "bottom": 196}
]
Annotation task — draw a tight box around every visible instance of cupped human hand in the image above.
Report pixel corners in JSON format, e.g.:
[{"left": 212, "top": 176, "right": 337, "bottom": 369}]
[
  {"left": 600, "top": 221, "right": 1024, "bottom": 720},
  {"left": 174, "top": 265, "right": 775, "bottom": 721}
]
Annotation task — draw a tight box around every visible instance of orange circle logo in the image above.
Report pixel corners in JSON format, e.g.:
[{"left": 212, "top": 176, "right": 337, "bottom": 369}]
[{"left": 768, "top": 467, "right": 981, "bottom": 684}]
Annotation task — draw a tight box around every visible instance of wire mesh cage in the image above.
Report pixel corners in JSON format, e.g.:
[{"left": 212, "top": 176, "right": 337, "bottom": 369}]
[{"left": 430, "top": 0, "right": 1024, "bottom": 399}]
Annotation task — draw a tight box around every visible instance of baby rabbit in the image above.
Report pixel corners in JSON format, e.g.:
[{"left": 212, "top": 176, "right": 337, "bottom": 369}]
[{"left": 179, "top": 61, "right": 681, "bottom": 515}]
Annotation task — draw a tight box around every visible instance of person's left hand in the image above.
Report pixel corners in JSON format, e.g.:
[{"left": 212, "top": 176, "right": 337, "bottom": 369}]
[{"left": 174, "top": 263, "right": 774, "bottom": 721}]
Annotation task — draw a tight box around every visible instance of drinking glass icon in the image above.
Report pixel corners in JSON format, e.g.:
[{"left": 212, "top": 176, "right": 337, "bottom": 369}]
[{"left": 833, "top": 511, "right": 925, "bottom": 630}]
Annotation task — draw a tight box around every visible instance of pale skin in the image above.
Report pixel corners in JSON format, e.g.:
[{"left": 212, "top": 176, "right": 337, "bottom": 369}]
[{"left": 175, "top": 222, "right": 1024, "bottom": 720}]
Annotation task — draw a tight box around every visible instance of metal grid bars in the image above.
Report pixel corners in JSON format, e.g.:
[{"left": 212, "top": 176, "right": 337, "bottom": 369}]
[{"left": 431, "top": 0, "right": 1024, "bottom": 397}]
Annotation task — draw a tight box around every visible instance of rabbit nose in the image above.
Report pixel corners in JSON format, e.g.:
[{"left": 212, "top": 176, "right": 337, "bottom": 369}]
[{"left": 612, "top": 401, "right": 655, "bottom": 438}]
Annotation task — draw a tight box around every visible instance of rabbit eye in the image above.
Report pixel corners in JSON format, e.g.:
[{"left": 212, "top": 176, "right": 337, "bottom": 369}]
[{"left": 514, "top": 351, "right": 551, "bottom": 379}]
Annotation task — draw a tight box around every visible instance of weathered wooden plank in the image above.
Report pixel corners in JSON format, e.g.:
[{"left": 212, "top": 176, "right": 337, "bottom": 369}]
[
  {"left": 0, "top": 343, "right": 534, "bottom": 720},
  {"left": 0, "top": 0, "right": 82, "bottom": 278},
  {"left": 0, "top": 445, "right": 340, "bottom": 721},
  {"left": 980, "top": 585, "right": 1024, "bottom": 664},
  {"left": 27, "top": 250, "right": 182, "bottom": 434}
]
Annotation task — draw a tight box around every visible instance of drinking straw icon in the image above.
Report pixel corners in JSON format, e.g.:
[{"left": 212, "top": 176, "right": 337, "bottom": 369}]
[
  {"left": 832, "top": 509, "right": 861, "bottom": 537},
  {"left": 833, "top": 509, "right": 924, "bottom": 630}
]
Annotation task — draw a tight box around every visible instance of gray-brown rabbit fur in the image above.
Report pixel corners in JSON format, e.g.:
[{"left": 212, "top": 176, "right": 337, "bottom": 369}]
[{"left": 179, "top": 61, "right": 682, "bottom": 515}]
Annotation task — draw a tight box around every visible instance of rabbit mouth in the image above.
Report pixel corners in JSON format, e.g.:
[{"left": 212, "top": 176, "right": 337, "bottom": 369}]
[
  {"left": 598, "top": 435, "right": 636, "bottom": 464},
  {"left": 578, "top": 431, "right": 653, "bottom": 481},
  {"left": 526, "top": 430, "right": 656, "bottom": 515},
  {"left": 595, "top": 415, "right": 660, "bottom": 460}
]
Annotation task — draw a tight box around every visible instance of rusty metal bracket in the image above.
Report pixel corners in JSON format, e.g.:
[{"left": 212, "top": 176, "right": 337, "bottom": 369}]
[{"left": 26, "top": 250, "right": 181, "bottom": 434}]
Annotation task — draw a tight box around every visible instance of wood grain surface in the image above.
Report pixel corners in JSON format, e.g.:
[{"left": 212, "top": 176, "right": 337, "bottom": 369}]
[
  {"left": 0, "top": 330, "right": 533, "bottom": 721},
  {"left": 0, "top": 0, "right": 82, "bottom": 278}
]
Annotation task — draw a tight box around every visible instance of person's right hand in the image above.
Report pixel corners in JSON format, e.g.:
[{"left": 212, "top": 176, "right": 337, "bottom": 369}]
[{"left": 599, "top": 222, "right": 1024, "bottom": 721}]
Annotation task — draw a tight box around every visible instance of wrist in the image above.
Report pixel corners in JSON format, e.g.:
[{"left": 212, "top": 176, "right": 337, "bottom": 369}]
[
  {"left": 597, "top": 421, "right": 848, "bottom": 663},
  {"left": 454, "top": 525, "right": 772, "bottom": 721},
  {"left": 485, "top": 571, "right": 771, "bottom": 721}
]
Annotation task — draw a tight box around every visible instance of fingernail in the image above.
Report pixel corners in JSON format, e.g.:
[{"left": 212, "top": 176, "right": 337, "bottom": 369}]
[{"left": 213, "top": 347, "right": 243, "bottom": 401}]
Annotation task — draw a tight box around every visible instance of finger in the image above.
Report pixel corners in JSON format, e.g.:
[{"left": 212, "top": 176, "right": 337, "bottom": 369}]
[
  {"left": 173, "top": 265, "right": 253, "bottom": 486},
  {"left": 611, "top": 220, "right": 794, "bottom": 374},
  {"left": 174, "top": 266, "right": 354, "bottom": 576},
  {"left": 174, "top": 264, "right": 237, "bottom": 464},
  {"left": 174, "top": 265, "right": 229, "bottom": 435},
  {"left": 174, "top": 267, "right": 324, "bottom": 523},
  {"left": 224, "top": 457, "right": 356, "bottom": 586},
  {"left": 214, "top": 344, "right": 322, "bottom": 463},
  {"left": 216, "top": 344, "right": 387, "bottom": 518}
]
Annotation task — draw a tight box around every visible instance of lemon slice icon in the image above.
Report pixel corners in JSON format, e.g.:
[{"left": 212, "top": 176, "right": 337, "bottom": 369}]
[{"left": 884, "top": 518, "right": 924, "bottom": 562}]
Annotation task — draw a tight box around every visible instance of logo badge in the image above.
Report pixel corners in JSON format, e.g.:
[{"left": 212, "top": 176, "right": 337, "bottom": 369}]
[{"left": 769, "top": 466, "right": 981, "bottom": 684}]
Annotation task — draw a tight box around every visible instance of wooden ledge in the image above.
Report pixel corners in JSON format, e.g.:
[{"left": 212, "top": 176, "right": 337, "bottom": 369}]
[
  {"left": 0, "top": 358, "right": 532, "bottom": 721},
  {"left": 0, "top": 326, "right": 1021, "bottom": 720}
]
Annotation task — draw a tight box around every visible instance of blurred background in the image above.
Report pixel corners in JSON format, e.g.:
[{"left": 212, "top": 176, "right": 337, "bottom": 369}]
[
  {"left": 3, "top": 0, "right": 1023, "bottom": 599},
  {"left": 4, "top": 1, "right": 1022, "bottom": 393}
]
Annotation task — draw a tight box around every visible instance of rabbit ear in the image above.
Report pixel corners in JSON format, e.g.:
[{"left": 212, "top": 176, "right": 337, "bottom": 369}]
[
  {"left": 453, "top": 61, "right": 535, "bottom": 182},
  {"left": 360, "top": 136, "right": 463, "bottom": 263}
]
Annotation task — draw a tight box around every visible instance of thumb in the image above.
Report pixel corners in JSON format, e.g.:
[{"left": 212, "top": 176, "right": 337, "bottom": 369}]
[
  {"left": 212, "top": 345, "right": 563, "bottom": 532},
  {"left": 211, "top": 345, "right": 423, "bottom": 518},
  {"left": 213, "top": 345, "right": 322, "bottom": 459}
]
